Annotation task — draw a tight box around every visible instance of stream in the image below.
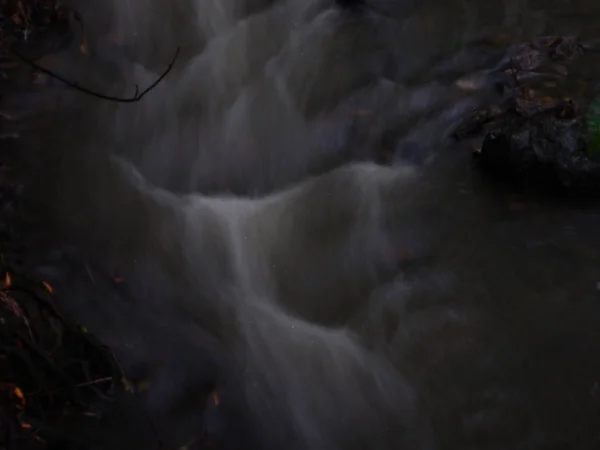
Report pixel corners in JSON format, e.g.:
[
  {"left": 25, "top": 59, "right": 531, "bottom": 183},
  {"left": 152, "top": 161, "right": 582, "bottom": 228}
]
[{"left": 12, "top": 0, "right": 600, "bottom": 448}]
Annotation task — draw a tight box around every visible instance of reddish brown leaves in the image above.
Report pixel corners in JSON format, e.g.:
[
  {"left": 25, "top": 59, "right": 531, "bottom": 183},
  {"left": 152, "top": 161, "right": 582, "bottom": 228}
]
[
  {"left": 4, "top": 271, "right": 12, "bottom": 289},
  {"left": 41, "top": 281, "right": 53, "bottom": 294}
]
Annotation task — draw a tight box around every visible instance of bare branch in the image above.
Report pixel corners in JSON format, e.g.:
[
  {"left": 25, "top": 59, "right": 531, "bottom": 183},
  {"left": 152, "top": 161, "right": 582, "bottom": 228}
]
[{"left": 11, "top": 47, "right": 181, "bottom": 103}]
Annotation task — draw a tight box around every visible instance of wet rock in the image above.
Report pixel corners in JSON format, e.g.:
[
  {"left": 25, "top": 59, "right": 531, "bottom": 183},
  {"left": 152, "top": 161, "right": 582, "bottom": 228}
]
[
  {"left": 509, "top": 36, "right": 584, "bottom": 73},
  {"left": 453, "top": 35, "right": 600, "bottom": 196},
  {"left": 475, "top": 111, "right": 600, "bottom": 195}
]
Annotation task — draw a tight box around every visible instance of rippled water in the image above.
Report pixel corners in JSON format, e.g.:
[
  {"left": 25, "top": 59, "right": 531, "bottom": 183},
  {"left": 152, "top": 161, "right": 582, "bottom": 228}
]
[{"left": 17, "top": 0, "right": 600, "bottom": 449}]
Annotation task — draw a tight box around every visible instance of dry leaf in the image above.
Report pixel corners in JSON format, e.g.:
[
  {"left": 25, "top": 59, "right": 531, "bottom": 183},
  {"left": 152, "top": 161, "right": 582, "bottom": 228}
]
[
  {"left": 42, "top": 281, "right": 53, "bottom": 294},
  {"left": 4, "top": 272, "right": 11, "bottom": 289},
  {"left": 13, "top": 386, "right": 26, "bottom": 405}
]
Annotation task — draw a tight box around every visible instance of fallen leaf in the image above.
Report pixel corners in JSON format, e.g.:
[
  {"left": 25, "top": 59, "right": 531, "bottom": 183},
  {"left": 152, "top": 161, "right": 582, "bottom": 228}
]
[
  {"left": 42, "top": 281, "right": 53, "bottom": 294},
  {"left": 211, "top": 390, "right": 220, "bottom": 406},
  {"left": 4, "top": 272, "right": 11, "bottom": 289},
  {"left": 21, "top": 422, "right": 32, "bottom": 429},
  {"left": 13, "top": 386, "right": 26, "bottom": 405}
]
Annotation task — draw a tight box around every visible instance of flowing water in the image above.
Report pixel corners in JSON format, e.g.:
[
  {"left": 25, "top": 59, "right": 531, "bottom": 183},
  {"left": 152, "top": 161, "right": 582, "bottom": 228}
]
[{"left": 14, "top": 0, "right": 600, "bottom": 448}]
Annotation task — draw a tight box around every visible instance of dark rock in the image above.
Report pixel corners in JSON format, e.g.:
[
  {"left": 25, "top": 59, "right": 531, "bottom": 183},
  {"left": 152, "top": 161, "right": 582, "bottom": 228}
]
[
  {"left": 475, "top": 110, "right": 600, "bottom": 195},
  {"left": 451, "top": 35, "right": 600, "bottom": 196}
]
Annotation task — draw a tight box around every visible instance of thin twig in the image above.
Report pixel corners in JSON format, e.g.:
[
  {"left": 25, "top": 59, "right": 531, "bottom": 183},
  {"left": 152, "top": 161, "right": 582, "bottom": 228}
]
[
  {"left": 76, "top": 376, "right": 113, "bottom": 388},
  {"left": 10, "top": 47, "right": 180, "bottom": 103},
  {"left": 0, "top": 292, "right": 35, "bottom": 343}
]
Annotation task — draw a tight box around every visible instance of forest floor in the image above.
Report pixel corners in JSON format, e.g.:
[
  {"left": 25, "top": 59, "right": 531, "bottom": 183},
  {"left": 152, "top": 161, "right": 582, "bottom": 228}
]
[{"left": 0, "top": 2, "right": 124, "bottom": 449}]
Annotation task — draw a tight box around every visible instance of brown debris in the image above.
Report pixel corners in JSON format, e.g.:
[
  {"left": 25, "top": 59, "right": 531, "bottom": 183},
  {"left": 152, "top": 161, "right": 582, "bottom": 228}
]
[
  {"left": 452, "top": 35, "right": 588, "bottom": 142},
  {"left": 0, "top": 278, "right": 122, "bottom": 449}
]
